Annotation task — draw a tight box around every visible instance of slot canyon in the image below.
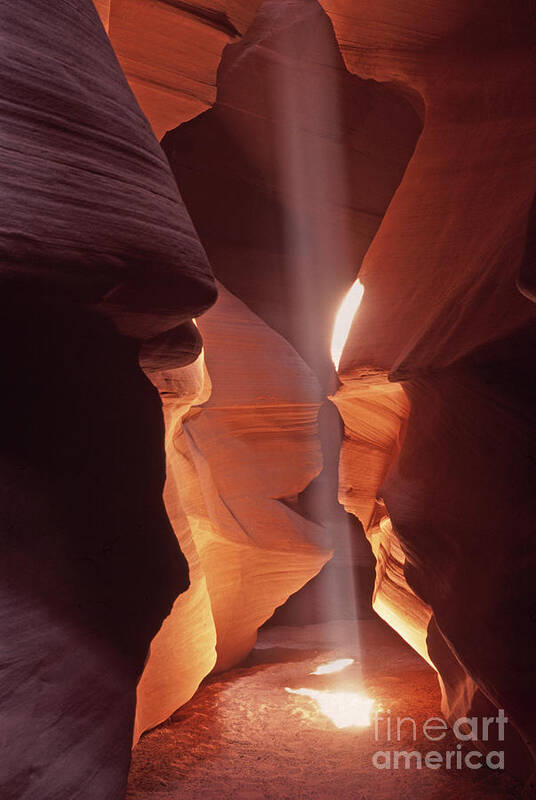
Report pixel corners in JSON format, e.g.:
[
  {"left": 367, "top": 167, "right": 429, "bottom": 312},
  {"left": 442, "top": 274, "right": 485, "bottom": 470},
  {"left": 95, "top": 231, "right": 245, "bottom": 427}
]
[{"left": 1, "top": 1, "right": 535, "bottom": 798}]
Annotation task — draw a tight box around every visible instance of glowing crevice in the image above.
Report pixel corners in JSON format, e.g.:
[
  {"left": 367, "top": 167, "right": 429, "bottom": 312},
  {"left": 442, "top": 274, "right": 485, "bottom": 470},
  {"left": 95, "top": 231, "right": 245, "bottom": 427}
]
[{"left": 330, "top": 280, "right": 364, "bottom": 371}]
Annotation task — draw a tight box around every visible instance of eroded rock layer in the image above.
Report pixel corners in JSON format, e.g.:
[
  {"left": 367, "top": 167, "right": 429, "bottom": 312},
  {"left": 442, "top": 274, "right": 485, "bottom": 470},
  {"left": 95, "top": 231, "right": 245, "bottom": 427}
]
[
  {"left": 4, "top": 0, "right": 536, "bottom": 794},
  {"left": 133, "top": 282, "right": 332, "bottom": 739},
  {"left": 172, "top": 285, "right": 330, "bottom": 668},
  {"left": 134, "top": 353, "right": 217, "bottom": 743},
  {"left": 103, "top": 0, "right": 265, "bottom": 138},
  {"left": 329, "top": 0, "right": 536, "bottom": 782},
  {"left": 191, "top": 285, "right": 332, "bottom": 671},
  {"left": 0, "top": 1, "right": 216, "bottom": 796}
]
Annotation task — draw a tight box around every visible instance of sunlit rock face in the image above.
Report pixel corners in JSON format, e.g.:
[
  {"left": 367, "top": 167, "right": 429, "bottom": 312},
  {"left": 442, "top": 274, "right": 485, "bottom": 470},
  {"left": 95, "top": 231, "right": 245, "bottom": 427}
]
[
  {"left": 134, "top": 352, "right": 218, "bottom": 743},
  {"left": 192, "top": 285, "right": 332, "bottom": 670},
  {"left": 93, "top": 0, "right": 110, "bottom": 29},
  {"left": 0, "top": 1, "right": 215, "bottom": 797},
  {"left": 327, "top": 0, "right": 536, "bottom": 781},
  {"left": 168, "top": 285, "right": 331, "bottom": 673},
  {"left": 331, "top": 380, "right": 434, "bottom": 664},
  {"left": 135, "top": 282, "right": 332, "bottom": 736}
]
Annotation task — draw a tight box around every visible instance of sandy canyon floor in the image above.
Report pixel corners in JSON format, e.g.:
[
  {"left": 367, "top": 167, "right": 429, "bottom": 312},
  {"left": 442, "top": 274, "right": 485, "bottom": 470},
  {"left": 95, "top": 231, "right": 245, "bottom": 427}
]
[{"left": 127, "top": 620, "right": 523, "bottom": 800}]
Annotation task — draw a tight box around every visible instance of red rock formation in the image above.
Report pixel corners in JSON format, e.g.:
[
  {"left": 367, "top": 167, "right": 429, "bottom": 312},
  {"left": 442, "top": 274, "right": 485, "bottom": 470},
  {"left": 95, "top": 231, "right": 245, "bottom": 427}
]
[
  {"left": 327, "top": 0, "right": 536, "bottom": 783},
  {"left": 103, "top": 0, "right": 264, "bottom": 139},
  {"left": 5, "top": 0, "right": 536, "bottom": 793},
  {"left": 94, "top": 0, "right": 110, "bottom": 29},
  {"left": 327, "top": 0, "right": 535, "bottom": 377},
  {"left": 159, "top": 0, "right": 422, "bottom": 644},
  {"left": 0, "top": 1, "right": 215, "bottom": 796},
  {"left": 329, "top": 380, "right": 433, "bottom": 656},
  {"left": 134, "top": 353, "right": 217, "bottom": 742},
  {"left": 133, "top": 282, "right": 332, "bottom": 738},
  {"left": 191, "top": 284, "right": 332, "bottom": 670},
  {"left": 96, "top": 0, "right": 536, "bottom": 786},
  {"left": 383, "top": 332, "right": 536, "bottom": 778}
]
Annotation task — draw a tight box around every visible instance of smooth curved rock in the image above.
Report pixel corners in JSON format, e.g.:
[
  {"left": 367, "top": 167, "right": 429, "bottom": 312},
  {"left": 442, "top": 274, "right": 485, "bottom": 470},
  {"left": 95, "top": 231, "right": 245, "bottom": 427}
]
[
  {"left": 382, "top": 328, "right": 536, "bottom": 775},
  {"left": 6, "top": 0, "right": 536, "bottom": 792},
  {"left": 183, "top": 285, "right": 333, "bottom": 671},
  {"left": 134, "top": 354, "right": 217, "bottom": 743},
  {"left": 0, "top": 298, "right": 185, "bottom": 800},
  {"left": 0, "top": 1, "right": 216, "bottom": 796},
  {"left": 134, "top": 280, "right": 333, "bottom": 736},
  {"left": 104, "top": 0, "right": 265, "bottom": 138},
  {"left": 330, "top": 3, "right": 535, "bottom": 378},
  {"left": 2, "top": 0, "right": 216, "bottom": 336},
  {"left": 328, "top": 0, "right": 536, "bottom": 782}
]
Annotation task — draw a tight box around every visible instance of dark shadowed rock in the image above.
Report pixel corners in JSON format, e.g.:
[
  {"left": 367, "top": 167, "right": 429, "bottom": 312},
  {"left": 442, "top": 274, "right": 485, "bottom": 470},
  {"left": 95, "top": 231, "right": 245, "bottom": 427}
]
[
  {"left": 1, "top": 0, "right": 216, "bottom": 351},
  {"left": 383, "top": 323, "right": 536, "bottom": 775},
  {"left": 0, "top": 297, "right": 187, "bottom": 799},
  {"left": 0, "top": 1, "right": 216, "bottom": 797}
]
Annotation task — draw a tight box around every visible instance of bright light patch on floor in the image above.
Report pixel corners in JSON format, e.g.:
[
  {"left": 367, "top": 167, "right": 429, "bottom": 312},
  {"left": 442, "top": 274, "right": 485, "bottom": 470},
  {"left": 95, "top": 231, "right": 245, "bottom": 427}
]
[
  {"left": 330, "top": 279, "right": 364, "bottom": 371},
  {"left": 310, "top": 658, "right": 354, "bottom": 675},
  {"left": 285, "top": 687, "right": 374, "bottom": 728}
]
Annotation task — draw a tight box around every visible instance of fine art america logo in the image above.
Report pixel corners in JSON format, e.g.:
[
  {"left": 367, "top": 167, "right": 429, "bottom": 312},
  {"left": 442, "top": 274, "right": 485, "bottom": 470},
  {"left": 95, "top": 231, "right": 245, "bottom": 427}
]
[{"left": 371, "top": 709, "right": 508, "bottom": 770}]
